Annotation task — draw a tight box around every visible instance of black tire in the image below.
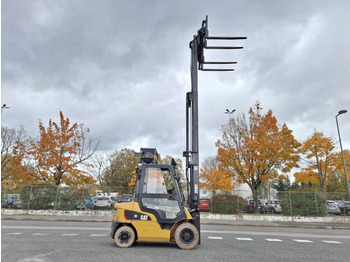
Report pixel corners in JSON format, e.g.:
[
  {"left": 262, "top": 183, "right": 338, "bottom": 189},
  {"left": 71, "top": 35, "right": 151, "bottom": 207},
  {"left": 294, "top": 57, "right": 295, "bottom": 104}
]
[
  {"left": 271, "top": 208, "right": 275, "bottom": 214},
  {"left": 174, "top": 222, "right": 199, "bottom": 250},
  {"left": 114, "top": 226, "right": 135, "bottom": 248}
]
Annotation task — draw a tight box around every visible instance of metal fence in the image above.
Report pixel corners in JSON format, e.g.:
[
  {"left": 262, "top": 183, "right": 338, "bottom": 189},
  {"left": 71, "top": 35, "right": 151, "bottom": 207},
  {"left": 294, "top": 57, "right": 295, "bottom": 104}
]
[
  {"left": 1, "top": 185, "right": 349, "bottom": 217},
  {"left": 1, "top": 184, "right": 133, "bottom": 210},
  {"left": 202, "top": 190, "right": 349, "bottom": 217}
]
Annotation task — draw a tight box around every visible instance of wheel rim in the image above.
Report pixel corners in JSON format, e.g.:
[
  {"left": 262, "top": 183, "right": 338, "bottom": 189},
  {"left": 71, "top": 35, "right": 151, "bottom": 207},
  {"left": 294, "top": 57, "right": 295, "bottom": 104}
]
[
  {"left": 180, "top": 228, "right": 194, "bottom": 244},
  {"left": 118, "top": 231, "right": 131, "bottom": 244}
]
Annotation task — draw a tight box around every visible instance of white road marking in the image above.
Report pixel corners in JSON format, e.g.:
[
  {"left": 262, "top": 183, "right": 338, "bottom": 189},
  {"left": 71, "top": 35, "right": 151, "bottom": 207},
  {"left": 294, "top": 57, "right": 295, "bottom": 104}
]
[
  {"left": 236, "top": 237, "right": 253, "bottom": 241},
  {"left": 5, "top": 232, "right": 22, "bottom": 235},
  {"left": 293, "top": 239, "right": 313, "bottom": 243},
  {"left": 202, "top": 230, "right": 350, "bottom": 240},
  {"left": 265, "top": 239, "right": 283, "bottom": 242},
  {"left": 90, "top": 234, "right": 107, "bottom": 237},
  {"left": 62, "top": 233, "right": 79, "bottom": 236},
  {"left": 32, "top": 233, "right": 49, "bottom": 236},
  {"left": 208, "top": 236, "right": 223, "bottom": 240},
  {"left": 16, "top": 251, "right": 55, "bottom": 262},
  {"left": 322, "top": 240, "right": 342, "bottom": 244},
  {"left": 2, "top": 226, "right": 109, "bottom": 231}
]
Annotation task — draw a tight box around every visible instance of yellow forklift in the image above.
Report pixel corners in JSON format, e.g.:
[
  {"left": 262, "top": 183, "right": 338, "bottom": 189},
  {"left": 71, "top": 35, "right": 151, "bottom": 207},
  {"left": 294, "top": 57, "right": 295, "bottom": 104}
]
[
  {"left": 110, "top": 16, "right": 246, "bottom": 250},
  {"left": 110, "top": 148, "right": 199, "bottom": 249}
]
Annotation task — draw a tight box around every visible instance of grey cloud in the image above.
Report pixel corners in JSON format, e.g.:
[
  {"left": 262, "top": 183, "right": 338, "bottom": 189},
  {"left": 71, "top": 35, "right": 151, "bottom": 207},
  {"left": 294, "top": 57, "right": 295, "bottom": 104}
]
[{"left": 2, "top": 0, "right": 350, "bottom": 161}]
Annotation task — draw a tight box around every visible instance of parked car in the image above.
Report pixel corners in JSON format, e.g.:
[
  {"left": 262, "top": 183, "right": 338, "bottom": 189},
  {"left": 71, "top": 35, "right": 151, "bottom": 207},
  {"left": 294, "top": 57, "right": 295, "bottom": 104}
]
[
  {"left": 92, "top": 196, "right": 116, "bottom": 210},
  {"left": 2, "top": 194, "right": 22, "bottom": 209},
  {"left": 326, "top": 201, "right": 341, "bottom": 215},
  {"left": 337, "top": 201, "right": 350, "bottom": 215},
  {"left": 199, "top": 198, "right": 210, "bottom": 212},
  {"left": 116, "top": 194, "right": 133, "bottom": 203},
  {"left": 264, "top": 200, "right": 282, "bottom": 214},
  {"left": 76, "top": 197, "right": 97, "bottom": 210},
  {"left": 244, "top": 199, "right": 267, "bottom": 213}
]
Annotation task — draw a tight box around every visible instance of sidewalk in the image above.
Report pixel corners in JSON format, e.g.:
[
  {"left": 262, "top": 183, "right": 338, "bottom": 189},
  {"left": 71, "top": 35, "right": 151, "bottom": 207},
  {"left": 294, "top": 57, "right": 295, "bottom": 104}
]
[{"left": 1, "top": 210, "right": 350, "bottom": 230}]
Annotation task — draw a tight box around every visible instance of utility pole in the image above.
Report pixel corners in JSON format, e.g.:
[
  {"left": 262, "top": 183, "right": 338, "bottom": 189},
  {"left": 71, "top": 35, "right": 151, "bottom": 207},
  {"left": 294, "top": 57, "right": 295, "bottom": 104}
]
[{"left": 183, "top": 16, "right": 246, "bottom": 241}]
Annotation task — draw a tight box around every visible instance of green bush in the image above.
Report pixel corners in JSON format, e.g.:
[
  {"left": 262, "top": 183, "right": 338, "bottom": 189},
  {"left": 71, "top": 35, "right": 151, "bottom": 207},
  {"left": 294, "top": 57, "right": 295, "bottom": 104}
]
[
  {"left": 21, "top": 185, "right": 57, "bottom": 210},
  {"left": 211, "top": 194, "right": 245, "bottom": 214},
  {"left": 55, "top": 188, "right": 85, "bottom": 210},
  {"left": 21, "top": 185, "right": 87, "bottom": 210},
  {"left": 281, "top": 191, "right": 327, "bottom": 216}
]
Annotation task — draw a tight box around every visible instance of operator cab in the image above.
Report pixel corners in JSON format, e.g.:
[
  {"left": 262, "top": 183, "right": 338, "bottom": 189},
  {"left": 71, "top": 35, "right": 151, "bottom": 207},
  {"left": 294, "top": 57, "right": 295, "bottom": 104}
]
[{"left": 135, "top": 148, "right": 186, "bottom": 224}]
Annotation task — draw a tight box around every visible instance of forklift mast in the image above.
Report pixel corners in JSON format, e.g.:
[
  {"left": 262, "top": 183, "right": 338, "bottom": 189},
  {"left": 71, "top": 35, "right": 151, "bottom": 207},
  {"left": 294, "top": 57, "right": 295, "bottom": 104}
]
[{"left": 183, "top": 16, "right": 246, "bottom": 233}]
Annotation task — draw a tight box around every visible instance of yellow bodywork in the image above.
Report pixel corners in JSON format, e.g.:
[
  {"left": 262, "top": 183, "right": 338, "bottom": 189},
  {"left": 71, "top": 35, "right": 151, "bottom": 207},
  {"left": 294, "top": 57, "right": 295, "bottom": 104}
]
[{"left": 113, "top": 201, "right": 193, "bottom": 242}]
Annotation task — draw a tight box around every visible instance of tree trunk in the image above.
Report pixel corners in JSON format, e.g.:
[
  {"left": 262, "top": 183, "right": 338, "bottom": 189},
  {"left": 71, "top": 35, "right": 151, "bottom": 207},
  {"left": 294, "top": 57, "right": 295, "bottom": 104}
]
[{"left": 252, "top": 188, "right": 259, "bottom": 213}]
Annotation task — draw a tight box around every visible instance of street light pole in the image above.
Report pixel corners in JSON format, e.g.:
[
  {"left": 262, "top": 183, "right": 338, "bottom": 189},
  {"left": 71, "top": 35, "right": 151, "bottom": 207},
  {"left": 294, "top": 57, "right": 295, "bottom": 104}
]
[
  {"left": 1, "top": 104, "right": 10, "bottom": 115},
  {"left": 335, "top": 109, "right": 350, "bottom": 201},
  {"left": 225, "top": 109, "right": 236, "bottom": 120}
]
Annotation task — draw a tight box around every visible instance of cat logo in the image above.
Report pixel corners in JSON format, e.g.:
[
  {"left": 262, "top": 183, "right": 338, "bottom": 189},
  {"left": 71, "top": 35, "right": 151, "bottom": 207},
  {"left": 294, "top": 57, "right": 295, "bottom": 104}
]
[{"left": 140, "top": 215, "right": 149, "bottom": 221}]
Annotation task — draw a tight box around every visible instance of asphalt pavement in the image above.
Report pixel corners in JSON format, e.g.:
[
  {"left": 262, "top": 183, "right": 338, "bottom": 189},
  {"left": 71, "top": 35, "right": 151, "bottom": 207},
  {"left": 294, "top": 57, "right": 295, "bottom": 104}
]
[{"left": 2, "top": 220, "right": 350, "bottom": 262}]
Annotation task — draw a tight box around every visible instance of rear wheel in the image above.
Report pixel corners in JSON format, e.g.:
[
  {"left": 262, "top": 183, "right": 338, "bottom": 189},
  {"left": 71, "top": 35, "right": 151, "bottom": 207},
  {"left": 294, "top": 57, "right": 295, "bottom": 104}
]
[
  {"left": 174, "top": 222, "right": 199, "bottom": 250},
  {"left": 114, "top": 226, "right": 135, "bottom": 248}
]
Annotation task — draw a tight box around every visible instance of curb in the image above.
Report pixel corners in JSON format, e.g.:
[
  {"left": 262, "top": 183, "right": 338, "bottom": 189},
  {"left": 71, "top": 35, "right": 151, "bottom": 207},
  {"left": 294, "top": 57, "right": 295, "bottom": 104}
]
[{"left": 2, "top": 209, "right": 350, "bottom": 230}]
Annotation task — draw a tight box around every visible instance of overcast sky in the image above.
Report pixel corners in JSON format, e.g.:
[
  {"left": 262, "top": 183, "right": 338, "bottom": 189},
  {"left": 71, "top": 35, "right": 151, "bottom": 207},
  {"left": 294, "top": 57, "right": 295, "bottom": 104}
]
[{"left": 2, "top": 0, "right": 350, "bottom": 166}]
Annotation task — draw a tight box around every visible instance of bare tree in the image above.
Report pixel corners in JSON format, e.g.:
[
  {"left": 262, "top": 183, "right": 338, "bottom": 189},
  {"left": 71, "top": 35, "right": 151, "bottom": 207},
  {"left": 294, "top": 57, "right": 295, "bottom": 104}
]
[{"left": 1, "top": 126, "right": 29, "bottom": 181}]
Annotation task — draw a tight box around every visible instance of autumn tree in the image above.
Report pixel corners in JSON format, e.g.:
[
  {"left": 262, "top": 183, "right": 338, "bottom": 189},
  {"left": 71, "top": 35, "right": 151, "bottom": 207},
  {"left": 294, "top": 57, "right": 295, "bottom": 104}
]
[
  {"left": 88, "top": 152, "right": 111, "bottom": 186},
  {"left": 332, "top": 149, "right": 350, "bottom": 191},
  {"left": 158, "top": 155, "right": 185, "bottom": 176},
  {"left": 294, "top": 131, "right": 337, "bottom": 193},
  {"left": 2, "top": 126, "right": 23, "bottom": 184},
  {"left": 216, "top": 102, "right": 300, "bottom": 213},
  {"left": 103, "top": 150, "right": 186, "bottom": 194},
  {"left": 1, "top": 126, "right": 37, "bottom": 187},
  {"left": 101, "top": 148, "right": 138, "bottom": 193},
  {"left": 200, "top": 156, "right": 234, "bottom": 194},
  {"left": 27, "top": 111, "right": 99, "bottom": 186},
  {"left": 326, "top": 171, "right": 347, "bottom": 194},
  {"left": 159, "top": 154, "right": 187, "bottom": 195}
]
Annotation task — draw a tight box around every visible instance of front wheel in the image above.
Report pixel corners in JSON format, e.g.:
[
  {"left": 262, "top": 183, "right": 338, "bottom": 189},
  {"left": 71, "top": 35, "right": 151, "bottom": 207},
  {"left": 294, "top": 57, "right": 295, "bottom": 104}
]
[
  {"left": 114, "top": 226, "right": 135, "bottom": 248},
  {"left": 174, "top": 222, "right": 199, "bottom": 250}
]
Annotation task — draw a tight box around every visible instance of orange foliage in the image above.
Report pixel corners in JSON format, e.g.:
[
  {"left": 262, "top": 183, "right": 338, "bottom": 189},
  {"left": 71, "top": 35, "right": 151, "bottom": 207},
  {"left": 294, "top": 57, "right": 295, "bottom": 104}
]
[
  {"left": 27, "top": 111, "right": 96, "bottom": 186},
  {"left": 200, "top": 158, "right": 235, "bottom": 193},
  {"left": 294, "top": 131, "right": 336, "bottom": 192},
  {"left": 128, "top": 169, "right": 137, "bottom": 187},
  {"left": 2, "top": 140, "right": 40, "bottom": 188},
  {"left": 216, "top": 102, "right": 300, "bottom": 192},
  {"left": 333, "top": 150, "right": 350, "bottom": 180}
]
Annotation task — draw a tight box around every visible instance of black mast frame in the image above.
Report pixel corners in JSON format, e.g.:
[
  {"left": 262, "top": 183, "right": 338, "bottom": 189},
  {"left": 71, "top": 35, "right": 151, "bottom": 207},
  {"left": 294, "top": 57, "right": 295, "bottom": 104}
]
[{"left": 184, "top": 16, "right": 246, "bottom": 238}]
